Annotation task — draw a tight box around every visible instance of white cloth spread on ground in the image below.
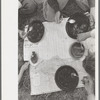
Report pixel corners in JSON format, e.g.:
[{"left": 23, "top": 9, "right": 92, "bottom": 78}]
[
  {"left": 30, "top": 57, "right": 87, "bottom": 95},
  {"left": 23, "top": 18, "right": 88, "bottom": 95},
  {"left": 24, "top": 18, "right": 86, "bottom": 61}
]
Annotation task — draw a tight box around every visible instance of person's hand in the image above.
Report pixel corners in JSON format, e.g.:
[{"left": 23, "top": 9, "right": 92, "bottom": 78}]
[
  {"left": 82, "top": 76, "right": 94, "bottom": 95},
  {"left": 77, "top": 32, "right": 91, "bottom": 42},
  {"left": 19, "top": 30, "right": 27, "bottom": 39},
  {"left": 18, "top": 26, "right": 29, "bottom": 39},
  {"left": 55, "top": 11, "right": 62, "bottom": 23},
  {"left": 21, "top": 62, "right": 30, "bottom": 71}
]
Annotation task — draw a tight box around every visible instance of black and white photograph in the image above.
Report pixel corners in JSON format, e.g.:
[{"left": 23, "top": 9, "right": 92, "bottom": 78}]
[
  {"left": 2, "top": 0, "right": 98, "bottom": 100},
  {"left": 18, "top": 0, "right": 96, "bottom": 100}
]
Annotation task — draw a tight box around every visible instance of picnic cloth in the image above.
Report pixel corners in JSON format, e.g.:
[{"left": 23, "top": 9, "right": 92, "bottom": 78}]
[
  {"left": 30, "top": 56, "right": 88, "bottom": 95},
  {"left": 24, "top": 18, "right": 87, "bottom": 61},
  {"left": 23, "top": 18, "right": 88, "bottom": 95}
]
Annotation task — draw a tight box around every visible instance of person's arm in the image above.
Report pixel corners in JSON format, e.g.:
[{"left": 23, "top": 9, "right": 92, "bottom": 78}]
[
  {"left": 82, "top": 76, "right": 95, "bottom": 100},
  {"left": 47, "top": 0, "right": 62, "bottom": 23},
  {"left": 18, "top": 67, "right": 24, "bottom": 84},
  {"left": 18, "top": 25, "right": 29, "bottom": 39},
  {"left": 18, "top": 29, "right": 26, "bottom": 39},
  {"left": 77, "top": 0, "right": 95, "bottom": 41},
  {"left": 90, "top": 7, "right": 95, "bottom": 20},
  {"left": 47, "top": 0, "right": 61, "bottom": 23},
  {"left": 18, "top": 62, "right": 30, "bottom": 84},
  {"left": 77, "top": 29, "right": 95, "bottom": 41},
  {"left": 77, "top": 31, "right": 91, "bottom": 41}
]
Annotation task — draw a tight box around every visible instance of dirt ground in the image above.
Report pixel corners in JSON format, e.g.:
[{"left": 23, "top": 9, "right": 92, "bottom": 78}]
[{"left": 18, "top": 1, "right": 88, "bottom": 100}]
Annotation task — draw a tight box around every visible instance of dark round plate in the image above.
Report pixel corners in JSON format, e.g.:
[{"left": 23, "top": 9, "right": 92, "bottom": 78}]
[
  {"left": 55, "top": 65, "right": 79, "bottom": 92},
  {"left": 66, "top": 13, "right": 90, "bottom": 39},
  {"left": 70, "top": 42, "right": 85, "bottom": 59},
  {"left": 27, "top": 20, "right": 44, "bottom": 43}
]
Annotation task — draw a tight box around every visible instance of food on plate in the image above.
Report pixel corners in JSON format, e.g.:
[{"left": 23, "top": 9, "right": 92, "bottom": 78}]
[
  {"left": 27, "top": 20, "right": 44, "bottom": 43},
  {"left": 72, "top": 23, "right": 87, "bottom": 36},
  {"left": 55, "top": 65, "right": 79, "bottom": 92},
  {"left": 70, "top": 42, "right": 85, "bottom": 59},
  {"left": 66, "top": 13, "right": 90, "bottom": 39}
]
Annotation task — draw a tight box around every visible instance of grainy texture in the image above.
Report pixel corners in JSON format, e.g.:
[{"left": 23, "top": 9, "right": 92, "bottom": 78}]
[{"left": 18, "top": 1, "right": 88, "bottom": 100}]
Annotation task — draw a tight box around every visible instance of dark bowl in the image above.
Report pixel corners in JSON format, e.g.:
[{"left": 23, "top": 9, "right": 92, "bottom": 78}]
[
  {"left": 66, "top": 13, "right": 90, "bottom": 39},
  {"left": 55, "top": 65, "right": 79, "bottom": 92},
  {"left": 27, "top": 20, "right": 44, "bottom": 43},
  {"left": 70, "top": 42, "right": 85, "bottom": 59},
  {"left": 30, "top": 52, "right": 38, "bottom": 64}
]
